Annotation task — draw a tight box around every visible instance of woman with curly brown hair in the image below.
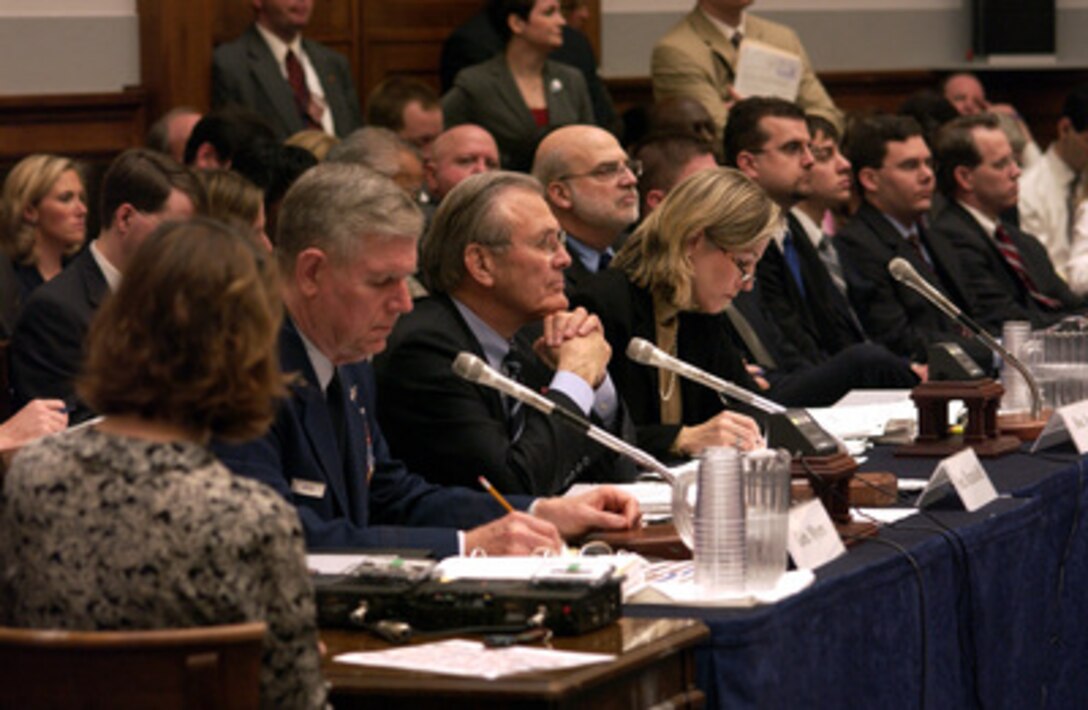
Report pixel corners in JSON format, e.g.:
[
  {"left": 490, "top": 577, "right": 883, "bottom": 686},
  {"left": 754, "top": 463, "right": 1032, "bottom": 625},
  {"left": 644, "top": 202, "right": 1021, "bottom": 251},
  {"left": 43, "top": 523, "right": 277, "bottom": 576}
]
[{"left": 0, "top": 218, "right": 326, "bottom": 709}]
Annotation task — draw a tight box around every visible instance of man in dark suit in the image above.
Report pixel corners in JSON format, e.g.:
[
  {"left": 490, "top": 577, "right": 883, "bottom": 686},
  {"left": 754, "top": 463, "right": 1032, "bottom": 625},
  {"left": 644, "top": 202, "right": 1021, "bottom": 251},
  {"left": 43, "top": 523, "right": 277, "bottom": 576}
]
[
  {"left": 836, "top": 114, "right": 991, "bottom": 367},
  {"left": 533, "top": 125, "right": 640, "bottom": 293},
  {"left": 213, "top": 163, "right": 638, "bottom": 556},
  {"left": 11, "top": 149, "right": 202, "bottom": 422},
  {"left": 931, "top": 113, "right": 1087, "bottom": 332},
  {"left": 376, "top": 171, "right": 635, "bottom": 495},
  {"left": 212, "top": 0, "right": 362, "bottom": 140},
  {"left": 725, "top": 98, "right": 870, "bottom": 365}
]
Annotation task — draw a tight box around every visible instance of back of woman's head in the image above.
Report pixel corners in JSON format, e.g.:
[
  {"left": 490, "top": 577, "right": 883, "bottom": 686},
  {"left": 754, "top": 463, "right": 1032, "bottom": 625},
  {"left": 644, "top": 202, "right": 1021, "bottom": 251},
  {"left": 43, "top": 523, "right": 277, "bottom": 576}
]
[
  {"left": 0, "top": 154, "right": 80, "bottom": 262},
  {"left": 79, "top": 218, "right": 284, "bottom": 441},
  {"left": 487, "top": 0, "right": 536, "bottom": 44},
  {"left": 614, "top": 167, "right": 779, "bottom": 308}
]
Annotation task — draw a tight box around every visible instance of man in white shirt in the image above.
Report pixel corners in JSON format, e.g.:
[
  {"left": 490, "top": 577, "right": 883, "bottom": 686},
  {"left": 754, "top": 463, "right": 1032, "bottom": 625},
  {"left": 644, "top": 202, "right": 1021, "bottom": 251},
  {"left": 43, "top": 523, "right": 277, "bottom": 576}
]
[
  {"left": 213, "top": 0, "right": 362, "bottom": 140},
  {"left": 1017, "top": 84, "right": 1088, "bottom": 278}
]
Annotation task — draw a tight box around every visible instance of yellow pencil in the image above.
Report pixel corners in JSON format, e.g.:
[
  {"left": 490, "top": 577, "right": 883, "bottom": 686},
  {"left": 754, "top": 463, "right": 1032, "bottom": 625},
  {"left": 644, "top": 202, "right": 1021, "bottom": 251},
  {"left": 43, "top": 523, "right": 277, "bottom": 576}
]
[{"left": 478, "top": 475, "right": 515, "bottom": 513}]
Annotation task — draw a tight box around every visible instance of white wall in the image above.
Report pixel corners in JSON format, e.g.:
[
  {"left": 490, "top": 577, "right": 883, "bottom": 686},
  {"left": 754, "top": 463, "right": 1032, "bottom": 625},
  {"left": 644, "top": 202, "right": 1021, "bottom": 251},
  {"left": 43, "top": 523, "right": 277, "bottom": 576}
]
[{"left": 0, "top": 0, "right": 139, "bottom": 94}]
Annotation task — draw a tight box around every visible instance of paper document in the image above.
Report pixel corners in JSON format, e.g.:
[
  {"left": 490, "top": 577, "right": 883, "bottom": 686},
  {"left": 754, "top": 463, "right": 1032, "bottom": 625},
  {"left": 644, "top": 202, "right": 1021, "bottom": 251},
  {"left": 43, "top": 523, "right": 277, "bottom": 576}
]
[
  {"left": 733, "top": 39, "right": 802, "bottom": 101},
  {"left": 334, "top": 639, "right": 614, "bottom": 679},
  {"left": 628, "top": 562, "right": 814, "bottom": 607}
]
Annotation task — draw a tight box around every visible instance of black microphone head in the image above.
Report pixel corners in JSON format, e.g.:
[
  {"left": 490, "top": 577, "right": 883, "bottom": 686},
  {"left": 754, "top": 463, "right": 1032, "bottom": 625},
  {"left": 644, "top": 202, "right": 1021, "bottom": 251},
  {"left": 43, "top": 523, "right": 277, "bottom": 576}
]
[
  {"left": 888, "top": 257, "right": 916, "bottom": 284},
  {"left": 626, "top": 338, "right": 657, "bottom": 365},
  {"left": 451, "top": 352, "right": 487, "bottom": 383}
]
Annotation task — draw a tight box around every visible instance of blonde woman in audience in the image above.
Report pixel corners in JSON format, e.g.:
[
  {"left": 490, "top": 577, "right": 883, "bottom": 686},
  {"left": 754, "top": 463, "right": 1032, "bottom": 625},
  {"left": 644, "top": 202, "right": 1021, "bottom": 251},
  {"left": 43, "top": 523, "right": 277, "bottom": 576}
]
[
  {"left": 199, "top": 169, "right": 273, "bottom": 251},
  {"left": 286, "top": 128, "right": 339, "bottom": 161},
  {"left": 0, "top": 154, "right": 87, "bottom": 298},
  {"left": 0, "top": 218, "right": 325, "bottom": 708},
  {"left": 443, "top": 0, "right": 593, "bottom": 172}
]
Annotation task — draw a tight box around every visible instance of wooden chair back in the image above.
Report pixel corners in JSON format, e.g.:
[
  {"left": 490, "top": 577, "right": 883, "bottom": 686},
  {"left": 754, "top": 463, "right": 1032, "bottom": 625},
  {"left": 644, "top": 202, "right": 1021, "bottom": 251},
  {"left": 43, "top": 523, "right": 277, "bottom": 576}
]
[{"left": 0, "top": 621, "right": 266, "bottom": 709}]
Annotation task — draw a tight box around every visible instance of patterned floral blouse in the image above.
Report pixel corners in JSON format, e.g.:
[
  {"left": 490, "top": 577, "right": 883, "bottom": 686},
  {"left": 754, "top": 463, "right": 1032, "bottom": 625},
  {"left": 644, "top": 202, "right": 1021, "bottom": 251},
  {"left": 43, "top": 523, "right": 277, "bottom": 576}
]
[{"left": 0, "top": 428, "right": 327, "bottom": 709}]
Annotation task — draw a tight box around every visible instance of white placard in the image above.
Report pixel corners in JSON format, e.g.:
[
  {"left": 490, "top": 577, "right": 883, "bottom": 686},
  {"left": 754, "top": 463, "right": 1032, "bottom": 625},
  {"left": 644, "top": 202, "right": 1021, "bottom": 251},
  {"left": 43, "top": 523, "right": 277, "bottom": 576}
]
[
  {"left": 733, "top": 39, "right": 803, "bottom": 102},
  {"left": 787, "top": 499, "right": 846, "bottom": 570},
  {"left": 1031, "top": 400, "right": 1088, "bottom": 454},
  {"left": 916, "top": 448, "right": 998, "bottom": 512}
]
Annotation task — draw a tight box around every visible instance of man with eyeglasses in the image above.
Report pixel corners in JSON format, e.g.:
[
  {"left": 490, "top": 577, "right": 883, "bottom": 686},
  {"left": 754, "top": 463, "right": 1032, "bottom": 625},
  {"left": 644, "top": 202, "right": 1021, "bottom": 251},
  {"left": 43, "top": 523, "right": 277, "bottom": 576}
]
[
  {"left": 533, "top": 125, "right": 641, "bottom": 293},
  {"left": 725, "top": 97, "right": 872, "bottom": 368},
  {"left": 836, "top": 114, "right": 992, "bottom": 369},
  {"left": 374, "top": 170, "right": 637, "bottom": 496}
]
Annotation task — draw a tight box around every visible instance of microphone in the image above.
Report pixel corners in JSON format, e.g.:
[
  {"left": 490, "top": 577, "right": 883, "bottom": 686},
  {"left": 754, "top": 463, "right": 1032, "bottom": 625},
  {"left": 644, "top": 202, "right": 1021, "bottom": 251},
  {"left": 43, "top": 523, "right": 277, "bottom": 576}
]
[
  {"left": 626, "top": 338, "right": 786, "bottom": 414},
  {"left": 451, "top": 352, "right": 676, "bottom": 482},
  {"left": 887, "top": 256, "right": 1041, "bottom": 419}
]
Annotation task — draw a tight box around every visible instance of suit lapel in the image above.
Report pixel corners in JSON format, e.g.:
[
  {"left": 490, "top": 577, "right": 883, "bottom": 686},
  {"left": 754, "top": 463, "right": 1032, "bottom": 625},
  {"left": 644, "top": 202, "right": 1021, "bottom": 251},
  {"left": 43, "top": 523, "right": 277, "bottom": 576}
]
[
  {"left": 303, "top": 38, "right": 347, "bottom": 136},
  {"left": 491, "top": 57, "right": 537, "bottom": 138},
  {"left": 245, "top": 26, "right": 302, "bottom": 137},
  {"left": 437, "top": 294, "right": 506, "bottom": 416},
  {"left": 76, "top": 249, "right": 109, "bottom": 311},
  {"left": 280, "top": 320, "right": 352, "bottom": 516},
  {"left": 688, "top": 9, "right": 736, "bottom": 82}
]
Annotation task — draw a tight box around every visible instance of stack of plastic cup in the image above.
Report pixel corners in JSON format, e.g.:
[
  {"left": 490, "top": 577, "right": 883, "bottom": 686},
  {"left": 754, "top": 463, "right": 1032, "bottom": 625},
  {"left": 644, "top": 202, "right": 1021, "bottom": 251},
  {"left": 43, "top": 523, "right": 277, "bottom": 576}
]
[
  {"left": 743, "top": 449, "right": 792, "bottom": 593},
  {"left": 693, "top": 447, "right": 747, "bottom": 597},
  {"left": 1000, "top": 321, "right": 1031, "bottom": 413}
]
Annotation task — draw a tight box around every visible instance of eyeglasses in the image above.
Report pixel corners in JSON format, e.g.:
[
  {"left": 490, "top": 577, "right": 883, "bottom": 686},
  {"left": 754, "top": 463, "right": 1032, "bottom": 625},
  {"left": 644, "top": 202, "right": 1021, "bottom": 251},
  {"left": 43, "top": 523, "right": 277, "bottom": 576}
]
[
  {"left": 729, "top": 253, "right": 756, "bottom": 283},
  {"left": 558, "top": 159, "right": 643, "bottom": 182},
  {"left": 492, "top": 229, "right": 567, "bottom": 256}
]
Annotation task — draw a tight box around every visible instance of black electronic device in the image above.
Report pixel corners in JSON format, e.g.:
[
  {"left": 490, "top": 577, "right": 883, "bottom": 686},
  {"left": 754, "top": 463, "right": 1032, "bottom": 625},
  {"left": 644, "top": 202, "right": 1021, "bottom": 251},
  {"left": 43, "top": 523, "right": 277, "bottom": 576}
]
[
  {"left": 313, "top": 557, "right": 622, "bottom": 636},
  {"left": 928, "top": 342, "right": 986, "bottom": 381},
  {"left": 768, "top": 409, "right": 839, "bottom": 457}
]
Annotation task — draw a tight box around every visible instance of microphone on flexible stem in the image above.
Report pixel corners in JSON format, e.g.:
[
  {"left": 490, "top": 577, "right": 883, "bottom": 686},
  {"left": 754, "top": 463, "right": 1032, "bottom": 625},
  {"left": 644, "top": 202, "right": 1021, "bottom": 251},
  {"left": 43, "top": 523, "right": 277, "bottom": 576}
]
[
  {"left": 625, "top": 337, "right": 787, "bottom": 414},
  {"left": 451, "top": 352, "right": 676, "bottom": 483},
  {"left": 625, "top": 338, "right": 839, "bottom": 456},
  {"left": 887, "top": 256, "right": 1041, "bottom": 419}
]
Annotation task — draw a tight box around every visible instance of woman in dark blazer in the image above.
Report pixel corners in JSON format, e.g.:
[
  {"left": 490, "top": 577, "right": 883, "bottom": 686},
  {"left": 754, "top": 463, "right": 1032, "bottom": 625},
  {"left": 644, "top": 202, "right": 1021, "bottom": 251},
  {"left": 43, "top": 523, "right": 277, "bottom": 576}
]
[
  {"left": 572, "top": 167, "right": 777, "bottom": 462},
  {"left": 443, "top": 0, "right": 594, "bottom": 172}
]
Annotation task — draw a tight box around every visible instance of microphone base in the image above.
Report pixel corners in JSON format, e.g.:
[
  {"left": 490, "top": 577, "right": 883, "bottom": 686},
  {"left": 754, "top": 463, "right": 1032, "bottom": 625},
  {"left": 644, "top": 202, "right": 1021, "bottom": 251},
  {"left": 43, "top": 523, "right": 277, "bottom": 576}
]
[
  {"left": 896, "top": 379, "right": 1022, "bottom": 458},
  {"left": 997, "top": 410, "right": 1050, "bottom": 442},
  {"left": 790, "top": 452, "right": 858, "bottom": 525}
]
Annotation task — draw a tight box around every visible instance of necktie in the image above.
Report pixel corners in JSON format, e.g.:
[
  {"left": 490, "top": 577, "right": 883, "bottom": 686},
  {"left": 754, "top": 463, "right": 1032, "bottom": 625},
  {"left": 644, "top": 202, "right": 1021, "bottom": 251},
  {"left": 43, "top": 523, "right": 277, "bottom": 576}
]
[
  {"left": 597, "top": 250, "right": 612, "bottom": 272},
  {"left": 993, "top": 225, "right": 1062, "bottom": 309},
  {"left": 326, "top": 368, "right": 347, "bottom": 461},
  {"left": 905, "top": 229, "right": 935, "bottom": 273},
  {"left": 782, "top": 231, "right": 805, "bottom": 298},
  {"left": 724, "top": 304, "right": 777, "bottom": 370},
  {"left": 501, "top": 348, "right": 526, "bottom": 440},
  {"left": 816, "top": 236, "right": 848, "bottom": 298},
  {"left": 285, "top": 49, "right": 319, "bottom": 128}
]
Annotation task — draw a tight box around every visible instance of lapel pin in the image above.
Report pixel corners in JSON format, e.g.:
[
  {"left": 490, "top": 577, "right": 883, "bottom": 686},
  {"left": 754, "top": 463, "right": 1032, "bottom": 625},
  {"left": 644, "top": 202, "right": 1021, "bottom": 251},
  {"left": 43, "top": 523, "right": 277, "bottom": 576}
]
[{"left": 550, "top": 78, "right": 563, "bottom": 93}]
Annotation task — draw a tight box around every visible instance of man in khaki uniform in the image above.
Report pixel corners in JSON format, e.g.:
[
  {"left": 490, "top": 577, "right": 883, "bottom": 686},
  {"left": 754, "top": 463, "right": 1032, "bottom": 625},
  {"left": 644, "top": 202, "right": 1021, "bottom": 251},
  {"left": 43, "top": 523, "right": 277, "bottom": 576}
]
[{"left": 651, "top": 0, "right": 841, "bottom": 141}]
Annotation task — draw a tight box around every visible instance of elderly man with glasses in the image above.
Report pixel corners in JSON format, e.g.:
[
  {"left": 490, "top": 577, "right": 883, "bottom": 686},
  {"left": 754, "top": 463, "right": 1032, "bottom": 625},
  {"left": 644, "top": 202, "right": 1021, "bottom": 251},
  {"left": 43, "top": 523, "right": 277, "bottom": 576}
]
[
  {"left": 374, "top": 170, "right": 638, "bottom": 496},
  {"left": 532, "top": 125, "right": 642, "bottom": 293}
]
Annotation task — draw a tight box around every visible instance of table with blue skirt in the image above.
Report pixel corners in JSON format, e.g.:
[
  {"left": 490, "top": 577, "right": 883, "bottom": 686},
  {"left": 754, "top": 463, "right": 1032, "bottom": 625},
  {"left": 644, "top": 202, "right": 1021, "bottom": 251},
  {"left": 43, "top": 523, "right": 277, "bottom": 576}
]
[{"left": 625, "top": 442, "right": 1088, "bottom": 709}]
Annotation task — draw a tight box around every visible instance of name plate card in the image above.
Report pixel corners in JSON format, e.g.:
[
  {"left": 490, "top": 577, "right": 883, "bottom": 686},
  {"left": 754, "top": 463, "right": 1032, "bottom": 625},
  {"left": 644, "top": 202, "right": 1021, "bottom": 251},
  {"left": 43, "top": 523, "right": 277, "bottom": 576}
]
[
  {"left": 916, "top": 448, "right": 998, "bottom": 512},
  {"left": 1031, "top": 399, "right": 1088, "bottom": 454},
  {"left": 787, "top": 499, "right": 846, "bottom": 570}
]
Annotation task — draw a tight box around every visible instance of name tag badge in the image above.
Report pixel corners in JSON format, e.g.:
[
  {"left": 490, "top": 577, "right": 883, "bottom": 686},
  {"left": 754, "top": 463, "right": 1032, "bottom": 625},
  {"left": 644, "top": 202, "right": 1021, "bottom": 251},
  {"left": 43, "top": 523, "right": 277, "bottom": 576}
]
[{"left": 291, "top": 479, "right": 327, "bottom": 499}]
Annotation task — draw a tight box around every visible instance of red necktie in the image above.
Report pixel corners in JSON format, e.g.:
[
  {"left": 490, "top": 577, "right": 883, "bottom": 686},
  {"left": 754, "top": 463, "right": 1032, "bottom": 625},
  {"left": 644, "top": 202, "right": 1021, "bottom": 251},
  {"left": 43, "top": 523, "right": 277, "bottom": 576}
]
[
  {"left": 994, "top": 225, "right": 1062, "bottom": 309},
  {"left": 285, "top": 49, "right": 319, "bottom": 128}
]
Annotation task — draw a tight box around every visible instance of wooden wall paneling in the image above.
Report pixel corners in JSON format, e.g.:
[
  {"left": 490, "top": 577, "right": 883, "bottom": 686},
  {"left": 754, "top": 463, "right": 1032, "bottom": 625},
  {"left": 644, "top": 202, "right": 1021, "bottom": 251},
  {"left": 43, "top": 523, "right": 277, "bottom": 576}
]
[{"left": 137, "top": 0, "right": 215, "bottom": 120}]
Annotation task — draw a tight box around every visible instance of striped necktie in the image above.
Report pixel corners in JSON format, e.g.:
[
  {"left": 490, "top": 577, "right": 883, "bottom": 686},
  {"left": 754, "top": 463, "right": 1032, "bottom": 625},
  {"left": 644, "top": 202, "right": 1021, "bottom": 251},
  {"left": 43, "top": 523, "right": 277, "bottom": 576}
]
[{"left": 993, "top": 224, "right": 1062, "bottom": 309}]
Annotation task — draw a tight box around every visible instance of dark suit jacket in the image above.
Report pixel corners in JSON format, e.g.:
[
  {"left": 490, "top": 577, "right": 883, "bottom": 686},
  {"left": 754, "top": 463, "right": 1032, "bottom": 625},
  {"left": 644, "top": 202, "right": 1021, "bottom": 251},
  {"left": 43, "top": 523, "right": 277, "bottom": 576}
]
[
  {"left": 442, "top": 54, "right": 594, "bottom": 172},
  {"left": 212, "top": 25, "right": 362, "bottom": 140},
  {"left": 571, "top": 270, "right": 760, "bottom": 461},
  {"left": 374, "top": 294, "right": 635, "bottom": 495},
  {"left": 212, "top": 319, "right": 525, "bottom": 557},
  {"left": 931, "top": 201, "right": 1087, "bottom": 331},
  {"left": 11, "top": 248, "right": 106, "bottom": 421},
  {"left": 755, "top": 214, "right": 863, "bottom": 364},
  {"left": 836, "top": 201, "right": 990, "bottom": 366},
  {"left": 440, "top": 12, "right": 616, "bottom": 132}
]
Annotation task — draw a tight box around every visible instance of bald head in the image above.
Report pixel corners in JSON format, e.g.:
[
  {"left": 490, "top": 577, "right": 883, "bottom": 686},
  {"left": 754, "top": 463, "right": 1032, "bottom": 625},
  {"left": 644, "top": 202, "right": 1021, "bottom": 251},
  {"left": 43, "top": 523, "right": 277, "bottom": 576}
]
[
  {"left": 425, "top": 125, "right": 500, "bottom": 201},
  {"left": 533, "top": 125, "right": 639, "bottom": 251}
]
